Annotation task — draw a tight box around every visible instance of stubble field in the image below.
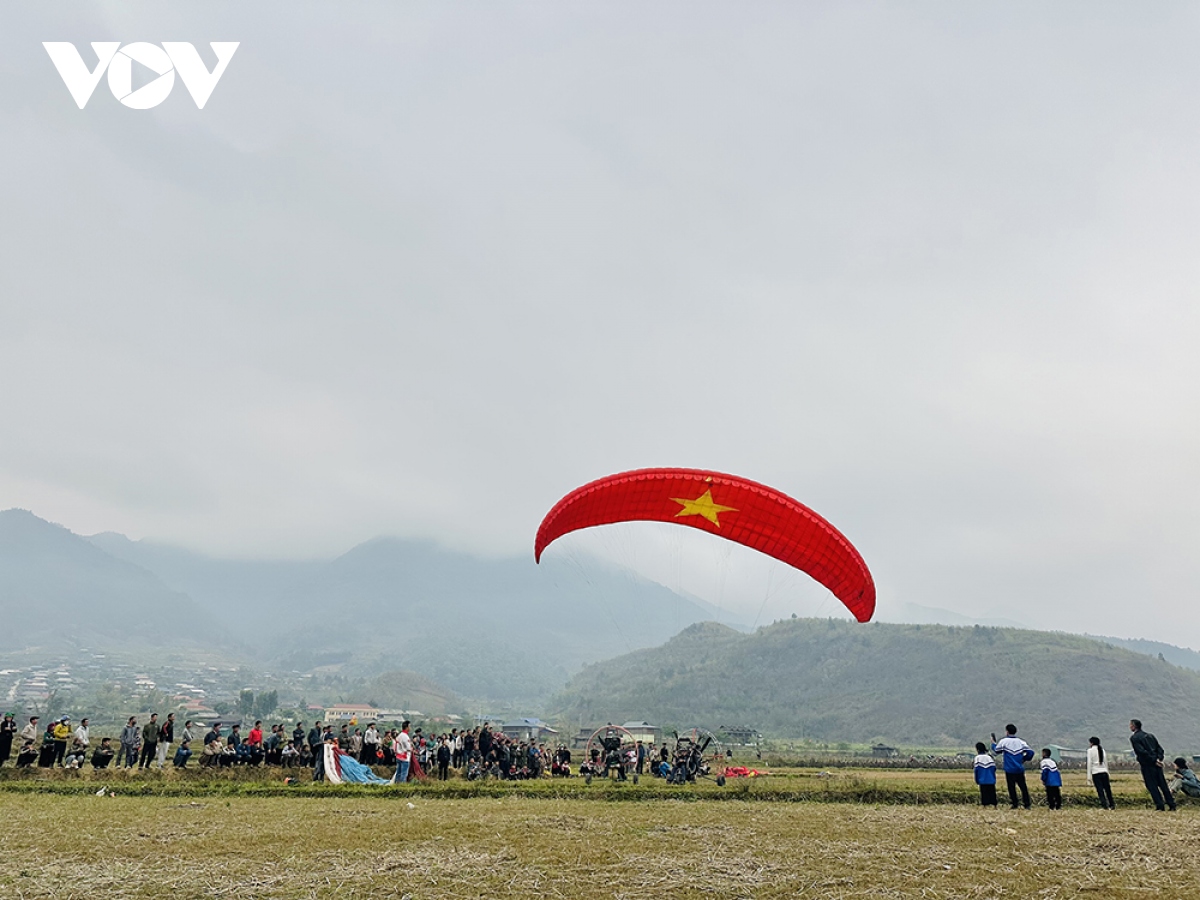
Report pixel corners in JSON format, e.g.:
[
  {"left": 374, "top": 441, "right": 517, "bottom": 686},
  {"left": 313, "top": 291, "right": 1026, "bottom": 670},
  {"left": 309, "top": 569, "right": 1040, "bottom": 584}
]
[{"left": 0, "top": 768, "right": 1192, "bottom": 899}]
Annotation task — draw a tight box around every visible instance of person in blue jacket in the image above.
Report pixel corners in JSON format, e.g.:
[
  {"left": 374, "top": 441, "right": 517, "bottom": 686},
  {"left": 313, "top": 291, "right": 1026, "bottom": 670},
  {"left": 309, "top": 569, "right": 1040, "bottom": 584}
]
[
  {"left": 991, "top": 724, "right": 1035, "bottom": 809},
  {"left": 973, "top": 742, "right": 997, "bottom": 807},
  {"left": 1040, "top": 748, "right": 1063, "bottom": 809}
]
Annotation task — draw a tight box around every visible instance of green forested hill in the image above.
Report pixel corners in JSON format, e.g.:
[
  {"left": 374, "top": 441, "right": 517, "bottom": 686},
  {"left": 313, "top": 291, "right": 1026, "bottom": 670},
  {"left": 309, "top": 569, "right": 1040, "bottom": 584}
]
[{"left": 550, "top": 618, "right": 1200, "bottom": 752}]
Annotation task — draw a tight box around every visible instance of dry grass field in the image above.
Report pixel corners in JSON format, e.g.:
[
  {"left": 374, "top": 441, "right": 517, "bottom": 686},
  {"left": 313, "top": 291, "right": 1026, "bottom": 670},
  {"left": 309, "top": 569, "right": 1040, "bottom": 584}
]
[{"left": 0, "top": 767, "right": 1195, "bottom": 899}]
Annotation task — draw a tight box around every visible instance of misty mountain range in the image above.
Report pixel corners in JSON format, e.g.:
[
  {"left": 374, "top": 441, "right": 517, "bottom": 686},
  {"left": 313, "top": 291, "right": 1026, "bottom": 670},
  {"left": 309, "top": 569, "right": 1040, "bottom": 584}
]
[
  {"left": 4, "top": 508, "right": 1200, "bottom": 709},
  {"left": 1, "top": 509, "right": 738, "bottom": 701}
]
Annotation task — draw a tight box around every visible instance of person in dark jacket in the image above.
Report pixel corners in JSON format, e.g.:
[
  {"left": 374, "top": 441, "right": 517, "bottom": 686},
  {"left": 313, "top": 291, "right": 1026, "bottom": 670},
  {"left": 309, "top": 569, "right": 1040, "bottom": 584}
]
[
  {"left": 16, "top": 739, "right": 37, "bottom": 767},
  {"left": 92, "top": 737, "right": 115, "bottom": 769},
  {"left": 436, "top": 738, "right": 451, "bottom": 780},
  {"left": 1130, "top": 719, "right": 1176, "bottom": 811},
  {"left": 0, "top": 713, "right": 15, "bottom": 767},
  {"left": 139, "top": 714, "right": 159, "bottom": 769}
]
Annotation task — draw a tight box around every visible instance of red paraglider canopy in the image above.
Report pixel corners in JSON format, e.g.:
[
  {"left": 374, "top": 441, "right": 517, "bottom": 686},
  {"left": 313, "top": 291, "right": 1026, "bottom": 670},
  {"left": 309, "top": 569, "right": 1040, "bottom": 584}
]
[{"left": 534, "top": 467, "right": 875, "bottom": 623}]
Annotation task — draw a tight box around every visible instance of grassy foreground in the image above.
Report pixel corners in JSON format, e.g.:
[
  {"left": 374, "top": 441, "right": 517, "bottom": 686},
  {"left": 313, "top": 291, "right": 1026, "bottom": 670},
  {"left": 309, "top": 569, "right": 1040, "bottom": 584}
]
[{"left": 1, "top": 792, "right": 1196, "bottom": 899}]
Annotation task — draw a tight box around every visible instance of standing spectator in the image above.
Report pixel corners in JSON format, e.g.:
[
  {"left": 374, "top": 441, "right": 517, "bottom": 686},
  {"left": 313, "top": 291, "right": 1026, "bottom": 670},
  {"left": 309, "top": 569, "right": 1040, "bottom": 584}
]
[
  {"left": 393, "top": 721, "right": 413, "bottom": 784},
  {"left": 73, "top": 718, "right": 90, "bottom": 754},
  {"left": 478, "top": 723, "right": 493, "bottom": 759},
  {"left": 52, "top": 716, "right": 71, "bottom": 767},
  {"left": 436, "top": 737, "right": 451, "bottom": 780},
  {"left": 307, "top": 722, "right": 323, "bottom": 758},
  {"left": 636, "top": 741, "right": 646, "bottom": 776},
  {"left": 156, "top": 713, "right": 175, "bottom": 769},
  {"left": 139, "top": 713, "right": 159, "bottom": 770},
  {"left": 991, "top": 725, "right": 1034, "bottom": 810},
  {"left": 293, "top": 722, "right": 306, "bottom": 752},
  {"left": 118, "top": 717, "right": 139, "bottom": 768},
  {"left": 1086, "top": 736, "right": 1114, "bottom": 810},
  {"left": 181, "top": 720, "right": 195, "bottom": 748},
  {"left": 361, "top": 723, "right": 379, "bottom": 764},
  {"left": 1129, "top": 719, "right": 1176, "bottom": 811},
  {"left": 264, "top": 725, "right": 282, "bottom": 765},
  {"left": 38, "top": 720, "right": 57, "bottom": 767},
  {"left": 1040, "top": 749, "right": 1062, "bottom": 810},
  {"left": 20, "top": 716, "right": 39, "bottom": 744},
  {"left": 973, "top": 742, "right": 998, "bottom": 807},
  {"left": 0, "top": 713, "right": 16, "bottom": 767}
]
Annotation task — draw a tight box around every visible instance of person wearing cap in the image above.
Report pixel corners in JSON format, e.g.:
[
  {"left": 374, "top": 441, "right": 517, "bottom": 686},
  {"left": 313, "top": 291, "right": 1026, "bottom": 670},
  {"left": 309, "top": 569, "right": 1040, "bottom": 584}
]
[{"left": 52, "top": 716, "right": 71, "bottom": 767}]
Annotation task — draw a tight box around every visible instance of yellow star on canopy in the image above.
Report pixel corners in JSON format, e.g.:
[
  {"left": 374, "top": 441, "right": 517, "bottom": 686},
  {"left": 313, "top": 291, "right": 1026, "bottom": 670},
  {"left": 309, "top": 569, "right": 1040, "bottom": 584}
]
[{"left": 671, "top": 489, "right": 737, "bottom": 528}]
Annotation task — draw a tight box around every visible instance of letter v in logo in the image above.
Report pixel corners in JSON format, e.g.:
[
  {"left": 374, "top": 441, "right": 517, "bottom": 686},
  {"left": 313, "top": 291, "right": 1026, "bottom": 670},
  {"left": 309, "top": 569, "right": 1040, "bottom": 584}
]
[
  {"left": 162, "top": 43, "right": 239, "bottom": 109},
  {"left": 43, "top": 42, "right": 120, "bottom": 108}
]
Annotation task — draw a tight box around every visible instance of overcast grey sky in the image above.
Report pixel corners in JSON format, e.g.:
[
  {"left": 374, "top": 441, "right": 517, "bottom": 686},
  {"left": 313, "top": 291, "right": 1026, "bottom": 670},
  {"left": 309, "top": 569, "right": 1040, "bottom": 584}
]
[{"left": 3, "top": 2, "right": 1200, "bottom": 645}]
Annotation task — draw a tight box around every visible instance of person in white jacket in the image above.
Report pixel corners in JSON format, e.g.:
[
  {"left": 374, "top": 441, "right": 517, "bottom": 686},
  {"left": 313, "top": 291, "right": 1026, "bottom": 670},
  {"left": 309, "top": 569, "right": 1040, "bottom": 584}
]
[{"left": 1087, "top": 736, "right": 1114, "bottom": 809}]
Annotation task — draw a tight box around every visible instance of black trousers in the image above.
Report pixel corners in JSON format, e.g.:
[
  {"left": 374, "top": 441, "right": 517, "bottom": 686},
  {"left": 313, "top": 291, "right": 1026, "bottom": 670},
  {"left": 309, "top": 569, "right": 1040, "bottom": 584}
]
[
  {"left": 979, "top": 783, "right": 998, "bottom": 807},
  {"left": 139, "top": 741, "right": 157, "bottom": 768},
  {"left": 1005, "top": 770, "right": 1031, "bottom": 808},
  {"left": 1092, "top": 772, "right": 1115, "bottom": 809},
  {"left": 1045, "top": 785, "right": 1062, "bottom": 809},
  {"left": 1140, "top": 763, "right": 1176, "bottom": 810}
]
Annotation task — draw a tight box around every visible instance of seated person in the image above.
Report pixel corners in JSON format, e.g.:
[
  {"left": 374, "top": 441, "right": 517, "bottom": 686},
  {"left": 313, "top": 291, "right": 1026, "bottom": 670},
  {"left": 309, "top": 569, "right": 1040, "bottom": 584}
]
[
  {"left": 63, "top": 740, "right": 88, "bottom": 769},
  {"left": 281, "top": 741, "right": 300, "bottom": 767},
  {"left": 17, "top": 740, "right": 38, "bottom": 767},
  {"left": 1170, "top": 758, "right": 1200, "bottom": 798},
  {"left": 200, "top": 737, "right": 222, "bottom": 767},
  {"left": 235, "top": 740, "right": 256, "bottom": 765},
  {"left": 91, "top": 738, "right": 115, "bottom": 770},
  {"left": 173, "top": 741, "right": 192, "bottom": 768}
]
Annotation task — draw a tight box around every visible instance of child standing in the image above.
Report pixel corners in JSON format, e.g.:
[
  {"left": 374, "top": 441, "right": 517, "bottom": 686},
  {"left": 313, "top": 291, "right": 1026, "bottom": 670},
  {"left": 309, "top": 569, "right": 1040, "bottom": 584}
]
[
  {"left": 1040, "top": 748, "right": 1063, "bottom": 810},
  {"left": 974, "top": 741, "right": 998, "bottom": 807},
  {"left": 1087, "top": 736, "right": 1114, "bottom": 809}
]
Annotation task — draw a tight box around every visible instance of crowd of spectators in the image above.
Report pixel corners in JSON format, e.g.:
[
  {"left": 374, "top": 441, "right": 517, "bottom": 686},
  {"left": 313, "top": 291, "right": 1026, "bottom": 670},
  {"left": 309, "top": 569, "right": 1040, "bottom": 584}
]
[{"left": 0, "top": 714, "right": 694, "bottom": 785}]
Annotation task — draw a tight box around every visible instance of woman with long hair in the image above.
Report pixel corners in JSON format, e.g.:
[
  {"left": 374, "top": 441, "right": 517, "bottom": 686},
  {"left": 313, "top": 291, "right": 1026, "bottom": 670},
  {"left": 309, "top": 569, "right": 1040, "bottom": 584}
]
[{"left": 1088, "top": 736, "right": 1114, "bottom": 809}]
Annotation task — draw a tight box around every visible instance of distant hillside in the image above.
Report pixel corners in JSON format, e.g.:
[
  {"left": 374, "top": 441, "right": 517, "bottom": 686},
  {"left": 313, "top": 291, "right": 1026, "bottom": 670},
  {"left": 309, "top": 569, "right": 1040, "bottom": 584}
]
[
  {"left": 86, "top": 527, "right": 735, "bottom": 703},
  {"left": 361, "top": 670, "right": 461, "bottom": 716},
  {"left": 0, "top": 509, "right": 230, "bottom": 651},
  {"left": 550, "top": 618, "right": 1200, "bottom": 751},
  {"left": 1092, "top": 636, "right": 1200, "bottom": 673}
]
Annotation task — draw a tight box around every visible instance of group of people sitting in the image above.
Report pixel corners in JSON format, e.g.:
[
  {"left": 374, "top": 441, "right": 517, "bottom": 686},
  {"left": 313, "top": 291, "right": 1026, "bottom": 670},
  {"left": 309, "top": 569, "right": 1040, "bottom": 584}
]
[{"left": 0, "top": 713, "right": 121, "bottom": 771}]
